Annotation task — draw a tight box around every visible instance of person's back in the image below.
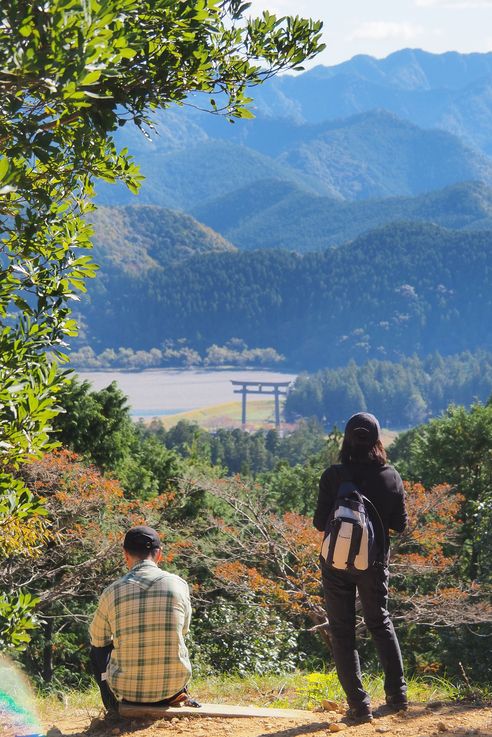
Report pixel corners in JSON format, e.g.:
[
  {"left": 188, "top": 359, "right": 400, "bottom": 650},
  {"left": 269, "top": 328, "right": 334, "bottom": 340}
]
[
  {"left": 90, "top": 559, "right": 191, "bottom": 703},
  {"left": 314, "top": 413, "right": 408, "bottom": 724},
  {"left": 315, "top": 460, "right": 407, "bottom": 556},
  {"left": 89, "top": 525, "right": 192, "bottom": 713}
]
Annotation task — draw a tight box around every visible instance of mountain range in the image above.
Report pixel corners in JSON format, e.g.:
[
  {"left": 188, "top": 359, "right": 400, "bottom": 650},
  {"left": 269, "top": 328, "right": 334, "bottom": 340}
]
[
  {"left": 80, "top": 49, "right": 492, "bottom": 375},
  {"left": 95, "top": 50, "right": 492, "bottom": 213},
  {"left": 199, "top": 49, "right": 492, "bottom": 154},
  {"left": 97, "top": 108, "right": 492, "bottom": 210}
]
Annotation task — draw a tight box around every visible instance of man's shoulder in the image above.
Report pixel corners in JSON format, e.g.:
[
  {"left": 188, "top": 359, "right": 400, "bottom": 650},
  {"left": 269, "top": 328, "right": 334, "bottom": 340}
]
[
  {"left": 132, "top": 564, "right": 189, "bottom": 593},
  {"left": 157, "top": 571, "right": 190, "bottom": 591},
  {"left": 101, "top": 565, "right": 190, "bottom": 598},
  {"left": 97, "top": 576, "right": 123, "bottom": 603}
]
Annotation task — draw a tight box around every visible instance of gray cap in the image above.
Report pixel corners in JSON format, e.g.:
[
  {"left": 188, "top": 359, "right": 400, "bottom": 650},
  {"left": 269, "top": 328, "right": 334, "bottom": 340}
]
[{"left": 344, "top": 412, "right": 381, "bottom": 446}]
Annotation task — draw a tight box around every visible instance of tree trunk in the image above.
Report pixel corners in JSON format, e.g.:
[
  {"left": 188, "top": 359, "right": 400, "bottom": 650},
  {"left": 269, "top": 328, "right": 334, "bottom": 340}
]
[{"left": 42, "top": 618, "right": 53, "bottom": 683}]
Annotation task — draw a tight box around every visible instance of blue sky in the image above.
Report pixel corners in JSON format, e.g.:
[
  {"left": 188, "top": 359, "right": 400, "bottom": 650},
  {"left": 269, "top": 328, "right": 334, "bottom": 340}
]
[{"left": 249, "top": 0, "right": 492, "bottom": 66}]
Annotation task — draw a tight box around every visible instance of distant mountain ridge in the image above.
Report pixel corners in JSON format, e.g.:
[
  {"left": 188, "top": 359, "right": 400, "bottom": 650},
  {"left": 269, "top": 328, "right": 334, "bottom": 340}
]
[
  {"left": 229, "top": 49, "right": 492, "bottom": 155},
  {"left": 96, "top": 136, "right": 337, "bottom": 209},
  {"left": 304, "top": 49, "right": 492, "bottom": 90},
  {"left": 194, "top": 180, "right": 492, "bottom": 250},
  {"left": 275, "top": 110, "right": 492, "bottom": 200},
  {"left": 93, "top": 50, "right": 492, "bottom": 226},
  {"left": 97, "top": 108, "right": 492, "bottom": 210}
]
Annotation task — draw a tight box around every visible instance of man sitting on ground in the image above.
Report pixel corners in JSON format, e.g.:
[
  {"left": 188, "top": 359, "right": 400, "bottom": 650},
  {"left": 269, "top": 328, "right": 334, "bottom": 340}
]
[{"left": 89, "top": 525, "right": 193, "bottom": 714}]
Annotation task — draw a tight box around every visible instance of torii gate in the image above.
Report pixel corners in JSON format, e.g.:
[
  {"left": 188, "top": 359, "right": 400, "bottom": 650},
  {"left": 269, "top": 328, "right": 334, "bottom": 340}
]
[{"left": 231, "top": 380, "right": 291, "bottom": 428}]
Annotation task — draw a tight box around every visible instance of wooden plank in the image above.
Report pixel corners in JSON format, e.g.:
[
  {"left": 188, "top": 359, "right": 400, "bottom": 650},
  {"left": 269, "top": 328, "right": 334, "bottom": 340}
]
[{"left": 119, "top": 702, "right": 311, "bottom": 720}]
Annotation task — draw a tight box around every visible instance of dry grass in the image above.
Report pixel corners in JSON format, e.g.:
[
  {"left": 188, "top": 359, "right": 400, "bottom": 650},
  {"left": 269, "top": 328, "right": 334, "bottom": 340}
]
[
  {"left": 37, "top": 671, "right": 462, "bottom": 717},
  {"left": 154, "top": 399, "right": 293, "bottom": 431}
]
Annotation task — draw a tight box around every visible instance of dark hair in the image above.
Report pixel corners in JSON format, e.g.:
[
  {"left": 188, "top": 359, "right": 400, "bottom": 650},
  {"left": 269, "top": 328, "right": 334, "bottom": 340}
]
[
  {"left": 125, "top": 546, "right": 160, "bottom": 561},
  {"left": 339, "top": 437, "right": 387, "bottom": 465}
]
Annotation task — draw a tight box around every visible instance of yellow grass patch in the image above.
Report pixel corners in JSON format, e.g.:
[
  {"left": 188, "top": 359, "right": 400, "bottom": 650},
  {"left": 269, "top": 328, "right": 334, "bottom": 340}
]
[{"left": 155, "top": 399, "right": 288, "bottom": 431}]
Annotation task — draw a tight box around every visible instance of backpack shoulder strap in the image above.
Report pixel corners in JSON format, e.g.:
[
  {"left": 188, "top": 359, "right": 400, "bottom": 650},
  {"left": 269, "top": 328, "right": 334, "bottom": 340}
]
[
  {"left": 360, "top": 494, "right": 387, "bottom": 558},
  {"left": 333, "top": 464, "right": 357, "bottom": 500},
  {"left": 340, "top": 464, "right": 388, "bottom": 558}
]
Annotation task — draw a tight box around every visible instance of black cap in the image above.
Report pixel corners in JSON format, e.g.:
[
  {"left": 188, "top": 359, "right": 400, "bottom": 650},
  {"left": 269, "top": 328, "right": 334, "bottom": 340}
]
[
  {"left": 123, "top": 526, "right": 161, "bottom": 553},
  {"left": 344, "top": 412, "right": 381, "bottom": 446}
]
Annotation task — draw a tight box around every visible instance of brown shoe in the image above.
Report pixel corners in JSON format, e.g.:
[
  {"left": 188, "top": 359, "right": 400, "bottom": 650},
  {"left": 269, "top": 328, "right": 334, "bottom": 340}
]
[{"left": 168, "top": 691, "right": 202, "bottom": 708}]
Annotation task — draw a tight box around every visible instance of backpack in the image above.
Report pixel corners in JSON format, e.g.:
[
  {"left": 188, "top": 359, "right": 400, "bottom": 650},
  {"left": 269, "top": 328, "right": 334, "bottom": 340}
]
[{"left": 320, "top": 472, "right": 384, "bottom": 573}]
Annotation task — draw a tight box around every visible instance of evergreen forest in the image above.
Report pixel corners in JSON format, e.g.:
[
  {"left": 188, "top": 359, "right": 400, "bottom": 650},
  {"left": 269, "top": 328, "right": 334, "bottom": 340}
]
[{"left": 79, "top": 223, "right": 492, "bottom": 371}]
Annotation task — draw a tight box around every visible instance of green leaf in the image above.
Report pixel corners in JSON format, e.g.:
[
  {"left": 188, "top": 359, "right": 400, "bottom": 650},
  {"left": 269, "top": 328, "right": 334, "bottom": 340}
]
[
  {"left": 0, "top": 157, "right": 9, "bottom": 182},
  {"left": 81, "top": 69, "right": 102, "bottom": 85}
]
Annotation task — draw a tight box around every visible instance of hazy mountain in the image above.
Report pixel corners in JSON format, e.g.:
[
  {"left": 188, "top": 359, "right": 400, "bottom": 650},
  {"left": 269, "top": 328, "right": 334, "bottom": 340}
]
[
  {"left": 193, "top": 180, "right": 492, "bottom": 251},
  {"left": 98, "top": 108, "right": 492, "bottom": 211},
  {"left": 241, "top": 49, "right": 492, "bottom": 155},
  {"left": 92, "top": 49, "right": 492, "bottom": 222},
  {"left": 96, "top": 138, "right": 336, "bottom": 209},
  {"left": 276, "top": 110, "right": 492, "bottom": 200}
]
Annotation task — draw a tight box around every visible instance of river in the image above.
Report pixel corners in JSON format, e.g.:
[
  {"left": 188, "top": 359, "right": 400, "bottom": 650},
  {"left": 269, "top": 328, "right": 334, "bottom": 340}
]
[{"left": 76, "top": 368, "right": 297, "bottom": 418}]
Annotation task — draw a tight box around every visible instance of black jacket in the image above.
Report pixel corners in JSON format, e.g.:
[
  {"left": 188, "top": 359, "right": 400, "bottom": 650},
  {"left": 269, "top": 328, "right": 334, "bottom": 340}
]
[{"left": 313, "top": 461, "right": 408, "bottom": 557}]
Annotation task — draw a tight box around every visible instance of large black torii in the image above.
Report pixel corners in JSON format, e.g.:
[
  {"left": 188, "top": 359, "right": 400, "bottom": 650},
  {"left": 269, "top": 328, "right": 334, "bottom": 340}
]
[{"left": 231, "top": 380, "right": 292, "bottom": 428}]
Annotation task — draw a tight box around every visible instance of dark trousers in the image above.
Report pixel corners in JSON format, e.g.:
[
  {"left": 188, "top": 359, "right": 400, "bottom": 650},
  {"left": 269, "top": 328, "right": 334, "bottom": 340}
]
[
  {"left": 90, "top": 645, "right": 119, "bottom": 713},
  {"left": 322, "top": 564, "right": 406, "bottom": 708}
]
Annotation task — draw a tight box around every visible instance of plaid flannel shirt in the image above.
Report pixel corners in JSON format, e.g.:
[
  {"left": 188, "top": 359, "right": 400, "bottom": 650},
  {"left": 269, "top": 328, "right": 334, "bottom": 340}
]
[{"left": 89, "top": 560, "right": 192, "bottom": 703}]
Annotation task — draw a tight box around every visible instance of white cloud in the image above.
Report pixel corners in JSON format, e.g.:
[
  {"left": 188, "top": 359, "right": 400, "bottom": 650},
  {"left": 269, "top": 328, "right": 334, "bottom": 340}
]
[
  {"left": 416, "top": 0, "right": 492, "bottom": 7},
  {"left": 348, "top": 22, "right": 425, "bottom": 41}
]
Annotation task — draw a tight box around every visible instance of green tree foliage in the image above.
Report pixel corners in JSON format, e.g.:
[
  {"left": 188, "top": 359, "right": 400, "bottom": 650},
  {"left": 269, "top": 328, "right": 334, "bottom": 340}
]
[
  {"left": 190, "top": 595, "right": 299, "bottom": 677},
  {"left": 147, "top": 417, "right": 330, "bottom": 478},
  {"left": 54, "top": 378, "right": 181, "bottom": 498},
  {"left": 55, "top": 379, "right": 134, "bottom": 471},
  {"left": 285, "top": 351, "right": 492, "bottom": 429},
  {"left": 390, "top": 400, "right": 492, "bottom": 583},
  {"left": 0, "top": 0, "right": 323, "bottom": 648}
]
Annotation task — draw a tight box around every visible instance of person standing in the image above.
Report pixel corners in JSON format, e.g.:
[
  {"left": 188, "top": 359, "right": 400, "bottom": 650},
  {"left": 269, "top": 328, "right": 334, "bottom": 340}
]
[
  {"left": 314, "top": 413, "right": 408, "bottom": 723},
  {"left": 89, "top": 525, "right": 193, "bottom": 714}
]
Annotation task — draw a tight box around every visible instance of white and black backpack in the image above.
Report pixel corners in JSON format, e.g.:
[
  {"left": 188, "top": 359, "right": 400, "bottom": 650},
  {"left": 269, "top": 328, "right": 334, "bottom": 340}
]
[{"left": 320, "top": 472, "right": 385, "bottom": 573}]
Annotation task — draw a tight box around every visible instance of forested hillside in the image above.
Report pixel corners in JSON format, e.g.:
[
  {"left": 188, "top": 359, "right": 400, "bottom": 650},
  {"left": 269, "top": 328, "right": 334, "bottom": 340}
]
[
  {"left": 285, "top": 351, "right": 492, "bottom": 428},
  {"left": 78, "top": 222, "right": 492, "bottom": 368},
  {"left": 90, "top": 205, "right": 236, "bottom": 272}
]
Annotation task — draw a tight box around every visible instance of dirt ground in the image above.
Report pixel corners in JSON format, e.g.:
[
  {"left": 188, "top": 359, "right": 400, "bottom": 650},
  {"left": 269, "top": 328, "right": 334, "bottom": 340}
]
[{"left": 27, "top": 700, "right": 492, "bottom": 737}]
